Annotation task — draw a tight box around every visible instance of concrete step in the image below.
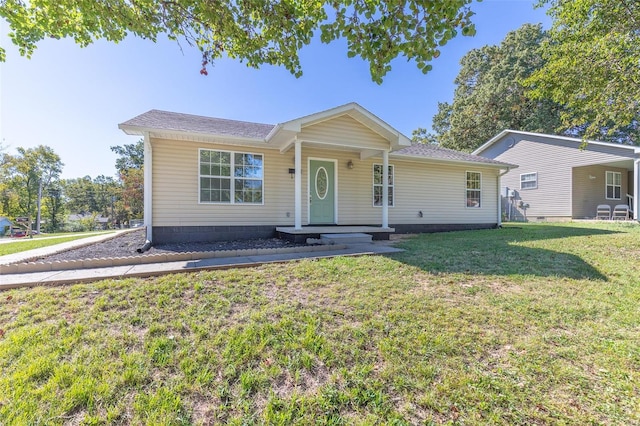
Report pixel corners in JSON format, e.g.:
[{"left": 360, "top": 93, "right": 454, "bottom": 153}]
[{"left": 320, "top": 233, "right": 373, "bottom": 245}]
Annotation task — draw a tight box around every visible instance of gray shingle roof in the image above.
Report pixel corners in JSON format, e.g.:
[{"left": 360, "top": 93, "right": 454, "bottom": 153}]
[
  {"left": 120, "top": 109, "right": 275, "bottom": 139},
  {"left": 393, "top": 143, "right": 517, "bottom": 167},
  {"left": 120, "top": 109, "right": 515, "bottom": 168}
]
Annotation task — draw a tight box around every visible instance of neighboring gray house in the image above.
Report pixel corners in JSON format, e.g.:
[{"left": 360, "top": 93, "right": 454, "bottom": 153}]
[{"left": 473, "top": 130, "right": 640, "bottom": 221}]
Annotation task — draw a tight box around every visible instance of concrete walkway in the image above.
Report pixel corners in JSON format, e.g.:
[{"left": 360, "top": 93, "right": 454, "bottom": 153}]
[
  {"left": 0, "top": 231, "right": 119, "bottom": 245},
  {"left": 0, "top": 236, "right": 403, "bottom": 290}
]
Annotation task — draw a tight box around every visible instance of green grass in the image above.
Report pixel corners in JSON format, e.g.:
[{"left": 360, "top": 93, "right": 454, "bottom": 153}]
[
  {"left": 0, "top": 231, "right": 113, "bottom": 256},
  {"left": 1, "top": 221, "right": 639, "bottom": 424}
]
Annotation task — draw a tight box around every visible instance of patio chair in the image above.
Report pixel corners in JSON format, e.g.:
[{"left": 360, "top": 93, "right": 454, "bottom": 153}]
[
  {"left": 612, "top": 204, "right": 630, "bottom": 220},
  {"left": 596, "top": 204, "right": 611, "bottom": 220}
]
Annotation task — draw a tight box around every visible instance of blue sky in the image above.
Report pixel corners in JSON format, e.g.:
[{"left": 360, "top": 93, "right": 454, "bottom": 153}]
[{"left": 0, "top": 0, "right": 550, "bottom": 179}]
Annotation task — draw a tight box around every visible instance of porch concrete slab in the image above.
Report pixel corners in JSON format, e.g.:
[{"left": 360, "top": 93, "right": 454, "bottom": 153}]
[
  {"left": 0, "top": 242, "right": 404, "bottom": 290},
  {"left": 276, "top": 226, "right": 394, "bottom": 234}
]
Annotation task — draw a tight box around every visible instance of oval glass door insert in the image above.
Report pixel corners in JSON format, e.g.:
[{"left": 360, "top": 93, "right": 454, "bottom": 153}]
[{"left": 315, "top": 167, "right": 328, "bottom": 200}]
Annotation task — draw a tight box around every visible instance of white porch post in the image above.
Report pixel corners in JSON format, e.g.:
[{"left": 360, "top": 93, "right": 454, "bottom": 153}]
[
  {"left": 382, "top": 149, "right": 389, "bottom": 228},
  {"left": 634, "top": 159, "right": 639, "bottom": 220},
  {"left": 143, "top": 132, "right": 153, "bottom": 242},
  {"left": 294, "top": 140, "right": 302, "bottom": 229}
]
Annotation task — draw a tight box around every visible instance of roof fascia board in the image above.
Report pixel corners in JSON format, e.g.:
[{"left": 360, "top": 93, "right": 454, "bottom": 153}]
[
  {"left": 360, "top": 149, "right": 382, "bottom": 160},
  {"left": 472, "top": 129, "right": 511, "bottom": 155},
  {"left": 279, "top": 137, "right": 298, "bottom": 153},
  {"left": 390, "top": 153, "right": 517, "bottom": 169},
  {"left": 474, "top": 129, "right": 640, "bottom": 155},
  {"left": 118, "top": 125, "right": 268, "bottom": 145}
]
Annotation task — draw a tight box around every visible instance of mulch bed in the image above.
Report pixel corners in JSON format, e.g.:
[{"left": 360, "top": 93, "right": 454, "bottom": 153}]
[{"left": 30, "top": 228, "right": 306, "bottom": 263}]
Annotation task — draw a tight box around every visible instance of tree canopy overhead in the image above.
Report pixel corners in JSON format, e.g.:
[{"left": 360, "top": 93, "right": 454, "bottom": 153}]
[
  {"left": 529, "top": 0, "right": 640, "bottom": 144},
  {"left": 0, "top": 0, "right": 478, "bottom": 83}
]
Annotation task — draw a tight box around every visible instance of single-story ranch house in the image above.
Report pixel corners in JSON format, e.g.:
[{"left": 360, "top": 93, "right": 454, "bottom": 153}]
[
  {"left": 473, "top": 130, "right": 640, "bottom": 221},
  {"left": 119, "top": 103, "right": 516, "bottom": 243}
]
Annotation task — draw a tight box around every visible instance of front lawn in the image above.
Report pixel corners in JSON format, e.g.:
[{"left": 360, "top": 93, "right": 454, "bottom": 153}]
[{"left": 1, "top": 222, "right": 638, "bottom": 424}]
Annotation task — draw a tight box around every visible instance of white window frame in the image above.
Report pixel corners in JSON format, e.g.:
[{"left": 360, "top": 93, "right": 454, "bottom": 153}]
[
  {"left": 373, "top": 164, "right": 394, "bottom": 207},
  {"left": 520, "top": 172, "right": 538, "bottom": 190},
  {"left": 466, "top": 171, "right": 482, "bottom": 208},
  {"left": 198, "top": 148, "right": 264, "bottom": 205},
  {"left": 605, "top": 171, "right": 622, "bottom": 200}
]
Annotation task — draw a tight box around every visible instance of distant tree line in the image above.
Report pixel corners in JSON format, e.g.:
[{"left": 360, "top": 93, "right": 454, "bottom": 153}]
[{"left": 0, "top": 140, "right": 143, "bottom": 234}]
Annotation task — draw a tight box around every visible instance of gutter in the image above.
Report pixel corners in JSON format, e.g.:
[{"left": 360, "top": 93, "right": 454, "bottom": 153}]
[
  {"left": 497, "top": 168, "right": 512, "bottom": 227},
  {"left": 143, "top": 132, "right": 153, "bottom": 243},
  {"left": 389, "top": 152, "right": 517, "bottom": 169}
]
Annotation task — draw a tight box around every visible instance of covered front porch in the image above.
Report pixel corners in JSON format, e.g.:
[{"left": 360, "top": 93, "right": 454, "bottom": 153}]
[
  {"left": 572, "top": 158, "right": 639, "bottom": 220},
  {"left": 268, "top": 103, "right": 411, "bottom": 234}
]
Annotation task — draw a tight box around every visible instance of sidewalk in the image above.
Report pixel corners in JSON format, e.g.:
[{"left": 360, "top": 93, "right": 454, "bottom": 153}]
[
  {"left": 0, "top": 231, "right": 119, "bottom": 245},
  {"left": 0, "top": 240, "right": 403, "bottom": 290}
]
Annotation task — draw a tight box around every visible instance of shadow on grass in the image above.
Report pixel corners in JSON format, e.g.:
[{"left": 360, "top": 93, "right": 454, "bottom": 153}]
[{"left": 390, "top": 224, "right": 620, "bottom": 281}]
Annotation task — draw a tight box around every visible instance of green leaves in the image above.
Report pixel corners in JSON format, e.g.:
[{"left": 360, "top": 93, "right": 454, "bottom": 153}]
[
  {"left": 2, "top": 145, "right": 64, "bottom": 220},
  {"left": 0, "top": 0, "right": 478, "bottom": 83},
  {"left": 427, "top": 24, "right": 568, "bottom": 152},
  {"left": 529, "top": 0, "right": 640, "bottom": 144}
]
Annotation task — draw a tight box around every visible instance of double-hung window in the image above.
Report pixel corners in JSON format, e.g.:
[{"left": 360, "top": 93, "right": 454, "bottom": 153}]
[
  {"left": 199, "top": 149, "right": 263, "bottom": 204},
  {"left": 605, "top": 171, "right": 621, "bottom": 200},
  {"left": 373, "top": 164, "right": 394, "bottom": 206},
  {"left": 520, "top": 172, "right": 538, "bottom": 190},
  {"left": 466, "top": 171, "right": 481, "bottom": 208}
]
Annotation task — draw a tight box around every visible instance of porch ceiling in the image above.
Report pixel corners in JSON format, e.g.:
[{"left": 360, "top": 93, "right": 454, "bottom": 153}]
[{"left": 575, "top": 158, "right": 635, "bottom": 170}]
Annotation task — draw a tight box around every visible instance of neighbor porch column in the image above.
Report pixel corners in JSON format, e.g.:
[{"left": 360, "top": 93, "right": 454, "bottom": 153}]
[
  {"left": 143, "top": 132, "right": 153, "bottom": 242},
  {"left": 382, "top": 149, "right": 389, "bottom": 228},
  {"left": 294, "top": 140, "right": 302, "bottom": 229},
  {"left": 634, "top": 159, "right": 639, "bottom": 220}
]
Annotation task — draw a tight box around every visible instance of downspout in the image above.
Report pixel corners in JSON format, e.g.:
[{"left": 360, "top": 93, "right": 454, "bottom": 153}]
[
  {"left": 497, "top": 168, "right": 510, "bottom": 227},
  {"left": 143, "top": 132, "right": 153, "bottom": 242}
]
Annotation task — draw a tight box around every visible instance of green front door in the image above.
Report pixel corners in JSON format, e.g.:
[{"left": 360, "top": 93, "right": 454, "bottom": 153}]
[{"left": 309, "top": 160, "right": 335, "bottom": 224}]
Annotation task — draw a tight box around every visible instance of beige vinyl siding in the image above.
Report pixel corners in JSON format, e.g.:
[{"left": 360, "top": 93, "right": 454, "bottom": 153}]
[
  {"left": 153, "top": 138, "right": 501, "bottom": 227},
  {"left": 391, "top": 161, "right": 499, "bottom": 224},
  {"left": 302, "top": 148, "right": 499, "bottom": 225},
  {"left": 297, "top": 115, "right": 389, "bottom": 150},
  {"left": 572, "top": 165, "right": 629, "bottom": 218},
  {"left": 152, "top": 138, "right": 294, "bottom": 226},
  {"left": 489, "top": 137, "right": 635, "bottom": 218}
]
